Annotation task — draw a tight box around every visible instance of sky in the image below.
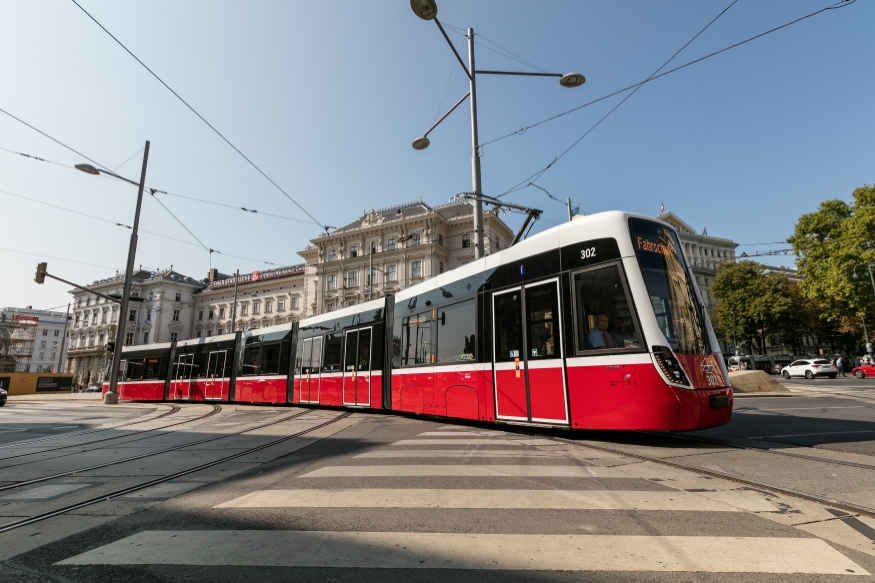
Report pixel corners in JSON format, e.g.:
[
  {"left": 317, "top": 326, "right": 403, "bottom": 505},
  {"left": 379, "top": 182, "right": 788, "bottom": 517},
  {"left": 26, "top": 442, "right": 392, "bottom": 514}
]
[{"left": 1, "top": 0, "right": 872, "bottom": 313}]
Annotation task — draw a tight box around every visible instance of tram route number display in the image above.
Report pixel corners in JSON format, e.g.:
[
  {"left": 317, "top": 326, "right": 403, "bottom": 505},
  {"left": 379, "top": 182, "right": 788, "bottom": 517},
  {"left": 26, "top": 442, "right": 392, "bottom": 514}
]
[
  {"left": 36, "top": 376, "right": 73, "bottom": 392},
  {"left": 560, "top": 238, "right": 621, "bottom": 269}
]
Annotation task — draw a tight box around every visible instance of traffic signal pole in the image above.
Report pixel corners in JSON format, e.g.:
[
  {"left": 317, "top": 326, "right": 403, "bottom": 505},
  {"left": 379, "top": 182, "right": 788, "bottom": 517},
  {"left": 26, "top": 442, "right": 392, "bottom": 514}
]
[{"left": 106, "top": 141, "right": 150, "bottom": 404}]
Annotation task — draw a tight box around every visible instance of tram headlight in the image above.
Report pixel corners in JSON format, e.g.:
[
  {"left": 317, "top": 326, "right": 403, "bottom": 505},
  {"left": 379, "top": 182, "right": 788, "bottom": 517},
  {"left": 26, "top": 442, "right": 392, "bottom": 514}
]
[{"left": 652, "top": 346, "right": 690, "bottom": 387}]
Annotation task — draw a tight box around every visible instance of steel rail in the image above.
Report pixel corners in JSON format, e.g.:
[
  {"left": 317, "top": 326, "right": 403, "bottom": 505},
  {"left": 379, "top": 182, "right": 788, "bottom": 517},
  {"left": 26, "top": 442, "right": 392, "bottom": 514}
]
[
  {"left": 0, "top": 404, "right": 181, "bottom": 450},
  {"left": 0, "top": 405, "right": 221, "bottom": 462},
  {"left": 0, "top": 411, "right": 351, "bottom": 534},
  {"left": 0, "top": 408, "right": 315, "bottom": 492}
]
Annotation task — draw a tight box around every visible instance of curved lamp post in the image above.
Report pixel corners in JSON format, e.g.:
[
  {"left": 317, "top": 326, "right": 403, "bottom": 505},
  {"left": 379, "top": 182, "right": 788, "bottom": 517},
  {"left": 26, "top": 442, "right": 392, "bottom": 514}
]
[{"left": 410, "top": 0, "right": 585, "bottom": 259}]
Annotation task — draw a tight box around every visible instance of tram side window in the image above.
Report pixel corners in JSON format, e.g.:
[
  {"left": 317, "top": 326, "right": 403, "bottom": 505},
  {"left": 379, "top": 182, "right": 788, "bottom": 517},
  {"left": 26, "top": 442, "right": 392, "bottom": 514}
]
[
  {"left": 403, "top": 313, "right": 432, "bottom": 365},
  {"left": 242, "top": 344, "right": 261, "bottom": 376},
  {"left": 261, "top": 342, "right": 283, "bottom": 375},
  {"left": 573, "top": 264, "right": 643, "bottom": 353},
  {"left": 437, "top": 300, "right": 476, "bottom": 363},
  {"left": 322, "top": 333, "right": 343, "bottom": 372},
  {"left": 142, "top": 357, "right": 165, "bottom": 380},
  {"left": 125, "top": 358, "right": 145, "bottom": 380},
  {"left": 191, "top": 351, "right": 208, "bottom": 379}
]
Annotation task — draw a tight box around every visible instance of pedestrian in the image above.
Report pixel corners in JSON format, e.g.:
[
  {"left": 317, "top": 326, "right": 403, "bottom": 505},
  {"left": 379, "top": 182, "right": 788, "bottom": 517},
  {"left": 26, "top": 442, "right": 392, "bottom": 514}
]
[
  {"left": 836, "top": 356, "right": 846, "bottom": 377},
  {"left": 854, "top": 356, "right": 862, "bottom": 369}
]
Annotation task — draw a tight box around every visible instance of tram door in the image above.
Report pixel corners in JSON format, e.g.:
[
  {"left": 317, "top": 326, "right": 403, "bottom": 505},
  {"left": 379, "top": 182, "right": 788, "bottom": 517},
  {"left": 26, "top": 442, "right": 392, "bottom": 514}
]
[
  {"left": 492, "top": 279, "right": 568, "bottom": 425},
  {"left": 299, "top": 337, "right": 322, "bottom": 403},
  {"left": 342, "top": 328, "right": 372, "bottom": 406},
  {"left": 173, "top": 353, "right": 194, "bottom": 400},
  {"left": 205, "top": 350, "right": 226, "bottom": 400}
]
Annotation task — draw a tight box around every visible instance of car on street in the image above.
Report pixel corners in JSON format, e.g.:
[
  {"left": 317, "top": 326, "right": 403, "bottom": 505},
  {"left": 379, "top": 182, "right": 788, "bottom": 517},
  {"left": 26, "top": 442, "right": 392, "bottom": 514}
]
[
  {"left": 773, "top": 363, "right": 785, "bottom": 374},
  {"left": 852, "top": 364, "right": 875, "bottom": 378},
  {"left": 0, "top": 387, "right": 6, "bottom": 406},
  {"left": 84, "top": 385, "right": 101, "bottom": 393},
  {"left": 782, "top": 359, "right": 838, "bottom": 379}
]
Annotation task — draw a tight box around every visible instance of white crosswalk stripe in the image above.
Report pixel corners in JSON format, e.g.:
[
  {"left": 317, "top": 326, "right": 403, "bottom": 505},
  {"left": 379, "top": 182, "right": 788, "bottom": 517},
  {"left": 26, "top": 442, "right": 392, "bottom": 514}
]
[{"left": 57, "top": 423, "right": 870, "bottom": 575}]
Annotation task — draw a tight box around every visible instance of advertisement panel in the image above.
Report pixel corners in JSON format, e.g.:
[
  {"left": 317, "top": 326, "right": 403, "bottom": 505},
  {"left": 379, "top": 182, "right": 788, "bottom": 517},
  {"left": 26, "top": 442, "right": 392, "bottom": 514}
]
[{"left": 36, "top": 376, "right": 73, "bottom": 392}]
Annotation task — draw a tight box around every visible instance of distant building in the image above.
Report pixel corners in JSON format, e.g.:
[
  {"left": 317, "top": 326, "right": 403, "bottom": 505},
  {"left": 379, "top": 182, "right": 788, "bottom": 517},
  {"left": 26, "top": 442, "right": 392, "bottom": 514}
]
[
  {"left": 66, "top": 269, "right": 204, "bottom": 386},
  {"left": 192, "top": 265, "right": 306, "bottom": 336},
  {"left": 658, "top": 212, "right": 738, "bottom": 316},
  {"left": 0, "top": 306, "right": 71, "bottom": 373},
  {"left": 298, "top": 198, "right": 514, "bottom": 316}
]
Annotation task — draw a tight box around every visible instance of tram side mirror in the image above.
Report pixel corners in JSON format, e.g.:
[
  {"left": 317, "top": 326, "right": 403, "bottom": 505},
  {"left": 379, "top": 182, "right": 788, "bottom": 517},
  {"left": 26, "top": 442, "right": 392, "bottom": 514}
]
[{"left": 441, "top": 312, "right": 446, "bottom": 326}]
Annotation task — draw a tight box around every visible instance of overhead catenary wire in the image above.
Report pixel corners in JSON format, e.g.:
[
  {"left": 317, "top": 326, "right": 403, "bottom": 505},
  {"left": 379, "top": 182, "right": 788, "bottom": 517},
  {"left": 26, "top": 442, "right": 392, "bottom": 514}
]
[
  {"left": 0, "top": 145, "right": 320, "bottom": 227},
  {"left": 0, "top": 247, "right": 120, "bottom": 271},
  {"left": 69, "top": 0, "right": 327, "bottom": 229},
  {"left": 492, "top": 0, "right": 856, "bottom": 198}
]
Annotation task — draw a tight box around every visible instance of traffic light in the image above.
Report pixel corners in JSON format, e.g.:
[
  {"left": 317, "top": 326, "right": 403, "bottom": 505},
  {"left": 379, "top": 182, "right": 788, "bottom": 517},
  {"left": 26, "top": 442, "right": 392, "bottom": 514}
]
[
  {"left": 105, "top": 339, "right": 115, "bottom": 360},
  {"left": 34, "top": 262, "right": 47, "bottom": 284}
]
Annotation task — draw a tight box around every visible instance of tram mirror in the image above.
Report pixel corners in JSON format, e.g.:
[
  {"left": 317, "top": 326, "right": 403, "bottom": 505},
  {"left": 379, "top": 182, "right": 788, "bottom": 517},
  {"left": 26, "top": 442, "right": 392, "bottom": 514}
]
[{"left": 441, "top": 312, "right": 446, "bottom": 326}]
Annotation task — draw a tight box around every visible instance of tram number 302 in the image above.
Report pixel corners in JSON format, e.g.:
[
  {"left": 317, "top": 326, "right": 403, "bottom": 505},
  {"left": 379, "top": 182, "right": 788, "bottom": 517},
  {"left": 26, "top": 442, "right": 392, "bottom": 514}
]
[
  {"left": 580, "top": 247, "right": 596, "bottom": 259},
  {"left": 706, "top": 374, "right": 720, "bottom": 386}
]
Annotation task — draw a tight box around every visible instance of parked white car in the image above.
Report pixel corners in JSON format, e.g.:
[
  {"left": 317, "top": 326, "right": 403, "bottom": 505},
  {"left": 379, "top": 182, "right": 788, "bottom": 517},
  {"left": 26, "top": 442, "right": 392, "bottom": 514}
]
[{"left": 781, "top": 359, "right": 837, "bottom": 379}]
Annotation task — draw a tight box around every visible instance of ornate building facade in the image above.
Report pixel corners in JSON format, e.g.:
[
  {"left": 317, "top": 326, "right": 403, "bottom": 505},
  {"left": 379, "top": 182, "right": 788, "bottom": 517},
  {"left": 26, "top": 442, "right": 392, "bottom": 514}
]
[
  {"left": 66, "top": 269, "right": 204, "bottom": 386},
  {"left": 192, "top": 265, "right": 306, "bottom": 336},
  {"left": 298, "top": 198, "right": 514, "bottom": 316}
]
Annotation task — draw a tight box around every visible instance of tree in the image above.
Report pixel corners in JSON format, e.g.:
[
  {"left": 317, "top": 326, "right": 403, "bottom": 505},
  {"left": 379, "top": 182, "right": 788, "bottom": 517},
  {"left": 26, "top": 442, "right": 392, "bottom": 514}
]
[{"left": 711, "top": 261, "right": 793, "bottom": 355}]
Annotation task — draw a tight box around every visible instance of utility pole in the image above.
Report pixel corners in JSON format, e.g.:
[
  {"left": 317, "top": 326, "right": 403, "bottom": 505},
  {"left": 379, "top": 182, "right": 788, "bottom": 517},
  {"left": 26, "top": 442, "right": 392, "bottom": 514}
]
[
  {"left": 467, "top": 27, "right": 485, "bottom": 260},
  {"left": 566, "top": 198, "right": 573, "bottom": 222},
  {"left": 369, "top": 248, "right": 374, "bottom": 301},
  {"left": 58, "top": 303, "right": 70, "bottom": 373},
  {"left": 231, "top": 269, "right": 239, "bottom": 332}
]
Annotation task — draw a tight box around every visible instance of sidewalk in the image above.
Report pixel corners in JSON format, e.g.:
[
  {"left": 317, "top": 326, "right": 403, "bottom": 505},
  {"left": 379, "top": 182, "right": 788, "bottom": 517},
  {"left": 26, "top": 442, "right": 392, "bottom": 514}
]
[{"left": 7, "top": 393, "right": 103, "bottom": 402}]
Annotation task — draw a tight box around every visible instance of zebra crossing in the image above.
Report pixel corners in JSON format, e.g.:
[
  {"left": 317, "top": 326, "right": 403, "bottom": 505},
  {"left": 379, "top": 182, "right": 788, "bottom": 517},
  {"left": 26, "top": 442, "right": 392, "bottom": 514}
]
[{"left": 58, "top": 420, "right": 869, "bottom": 576}]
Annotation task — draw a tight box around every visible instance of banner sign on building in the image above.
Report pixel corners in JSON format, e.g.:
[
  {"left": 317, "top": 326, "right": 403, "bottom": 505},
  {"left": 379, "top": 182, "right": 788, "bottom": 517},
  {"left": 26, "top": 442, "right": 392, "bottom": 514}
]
[
  {"left": 209, "top": 264, "right": 305, "bottom": 289},
  {"left": 36, "top": 376, "right": 73, "bottom": 392},
  {"left": 11, "top": 315, "right": 39, "bottom": 323}
]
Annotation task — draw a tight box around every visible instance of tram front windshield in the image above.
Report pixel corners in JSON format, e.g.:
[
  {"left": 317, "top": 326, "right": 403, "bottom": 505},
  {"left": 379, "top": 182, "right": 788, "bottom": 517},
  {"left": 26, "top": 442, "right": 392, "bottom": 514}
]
[{"left": 630, "top": 219, "right": 711, "bottom": 355}]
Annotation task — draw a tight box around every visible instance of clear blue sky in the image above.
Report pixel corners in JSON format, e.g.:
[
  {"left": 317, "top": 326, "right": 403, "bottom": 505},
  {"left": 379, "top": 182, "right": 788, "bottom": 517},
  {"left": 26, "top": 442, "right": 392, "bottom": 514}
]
[{"left": 1, "top": 0, "right": 872, "bottom": 312}]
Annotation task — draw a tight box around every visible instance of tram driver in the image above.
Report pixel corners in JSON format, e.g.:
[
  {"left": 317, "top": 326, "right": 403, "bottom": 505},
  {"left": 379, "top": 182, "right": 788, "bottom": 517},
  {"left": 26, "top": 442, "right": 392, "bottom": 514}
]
[{"left": 587, "top": 314, "right": 614, "bottom": 349}]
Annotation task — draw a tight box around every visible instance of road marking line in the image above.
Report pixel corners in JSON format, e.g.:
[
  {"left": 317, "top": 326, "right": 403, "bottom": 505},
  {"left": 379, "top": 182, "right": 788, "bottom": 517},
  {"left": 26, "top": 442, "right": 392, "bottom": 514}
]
[
  {"left": 757, "top": 406, "right": 865, "bottom": 411},
  {"left": 57, "top": 531, "right": 867, "bottom": 574},
  {"left": 749, "top": 430, "right": 875, "bottom": 439},
  {"left": 300, "top": 465, "right": 627, "bottom": 478},
  {"left": 390, "top": 439, "right": 526, "bottom": 446},
  {"left": 417, "top": 431, "right": 490, "bottom": 436},
  {"left": 355, "top": 450, "right": 558, "bottom": 458},
  {"left": 0, "top": 483, "right": 93, "bottom": 501},
  {"left": 214, "top": 489, "right": 749, "bottom": 511}
]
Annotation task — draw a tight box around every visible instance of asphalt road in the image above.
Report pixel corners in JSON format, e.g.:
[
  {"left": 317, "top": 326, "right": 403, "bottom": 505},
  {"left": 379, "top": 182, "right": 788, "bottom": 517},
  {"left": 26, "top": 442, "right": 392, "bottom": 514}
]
[{"left": 0, "top": 394, "right": 874, "bottom": 580}]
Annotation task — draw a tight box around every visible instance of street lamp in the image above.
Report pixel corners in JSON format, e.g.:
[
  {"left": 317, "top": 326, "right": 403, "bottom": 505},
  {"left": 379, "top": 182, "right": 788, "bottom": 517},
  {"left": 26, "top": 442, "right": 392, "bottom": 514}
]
[
  {"left": 75, "top": 143, "right": 150, "bottom": 404},
  {"left": 853, "top": 263, "right": 875, "bottom": 357},
  {"left": 410, "top": 1, "right": 585, "bottom": 260}
]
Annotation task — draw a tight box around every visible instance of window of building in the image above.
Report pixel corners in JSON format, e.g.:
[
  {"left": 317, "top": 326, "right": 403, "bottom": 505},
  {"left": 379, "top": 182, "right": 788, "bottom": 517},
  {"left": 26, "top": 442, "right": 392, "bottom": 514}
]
[
  {"left": 439, "top": 262, "right": 445, "bottom": 274},
  {"left": 50, "top": 352, "right": 56, "bottom": 360},
  {"left": 329, "top": 302, "right": 336, "bottom": 311},
  {"left": 572, "top": 264, "right": 642, "bottom": 353},
  {"left": 129, "top": 310, "right": 136, "bottom": 322},
  {"left": 438, "top": 234, "right": 444, "bottom": 247},
  {"left": 370, "top": 241, "right": 377, "bottom": 254},
  {"left": 278, "top": 298, "right": 285, "bottom": 310},
  {"left": 196, "top": 331, "right": 202, "bottom": 338},
  {"left": 462, "top": 234, "right": 471, "bottom": 248},
  {"left": 328, "top": 249, "right": 337, "bottom": 261},
  {"left": 99, "top": 334, "right": 104, "bottom": 344},
  {"left": 265, "top": 300, "right": 273, "bottom": 313},
  {"left": 40, "top": 340, "right": 46, "bottom": 348},
  {"left": 38, "top": 351, "right": 44, "bottom": 360},
  {"left": 348, "top": 300, "right": 357, "bottom": 307},
  {"left": 386, "top": 264, "right": 397, "bottom": 282},
  {"left": 348, "top": 270, "right": 358, "bottom": 287},
  {"left": 198, "top": 310, "right": 204, "bottom": 320},
  {"left": 86, "top": 298, "right": 91, "bottom": 307},
  {"left": 175, "top": 292, "right": 181, "bottom": 302},
  {"left": 206, "top": 308, "right": 214, "bottom": 319},
  {"left": 42, "top": 329, "right": 48, "bottom": 336},
  {"left": 350, "top": 244, "right": 358, "bottom": 258},
  {"left": 173, "top": 309, "right": 180, "bottom": 321},
  {"left": 54, "top": 330, "right": 59, "bottom": 337},
  {"left": 411, "top": 260, "right": 422, "bottom": 279},
  {"left": 219, "top": 307, "right": 225, "bottom": 318},
  {"left": 327, "top": 274, "right": 336, "bottom": 290},
  {"left": 253, "top": 303, "right": 260, "bottom": 315},
  {"left": 367, "top": 267, "right": 376, "bottom": 285},
  {"left": 388, "top": 238, "right": 396, "bottom": 250},
  {"left": 143, "top": 332, "right": 149, "bottom": 344},
  {"left": 170, "top": 332, "right": 178, "bottom": 342},
  {"left": 125, "top": 332, "right": 134, "bottom": 346},
  {"left": 146, "top": 308, "right": 152, "bottom": 322},
  {"left": 206, "top": 328, "right": 212, "bottom": 337},
  {"left": 411, "top": 233, "right": 420, "bottom": 247},
  {"left": 52, "top": 340, "right": 58, "bottom": 348},
  {"left": 291, "top": 297, "right": 298, "bottom": 309}
]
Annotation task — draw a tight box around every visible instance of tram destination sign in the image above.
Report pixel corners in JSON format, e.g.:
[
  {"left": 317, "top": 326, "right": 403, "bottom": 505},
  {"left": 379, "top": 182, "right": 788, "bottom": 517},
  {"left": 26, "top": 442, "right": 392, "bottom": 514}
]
[{"left": 209, "top": 264, "right": 305, "bottom": 289}]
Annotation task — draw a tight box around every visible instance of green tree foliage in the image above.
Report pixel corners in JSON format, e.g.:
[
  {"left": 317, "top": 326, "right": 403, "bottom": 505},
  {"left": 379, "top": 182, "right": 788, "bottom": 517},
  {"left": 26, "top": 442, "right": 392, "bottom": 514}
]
[
  {"left": 711, "top": 261, "right": 793, "bottom": 355},
  {"left": 789, "top": 184, "right": 875, "bottom": 320}
]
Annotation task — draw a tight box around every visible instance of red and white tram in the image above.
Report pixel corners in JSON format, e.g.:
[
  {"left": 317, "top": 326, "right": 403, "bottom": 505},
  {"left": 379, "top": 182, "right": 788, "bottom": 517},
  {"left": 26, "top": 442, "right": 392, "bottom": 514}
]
[{"left": 105, "top": 211, "right": 732, "bottom": 431}]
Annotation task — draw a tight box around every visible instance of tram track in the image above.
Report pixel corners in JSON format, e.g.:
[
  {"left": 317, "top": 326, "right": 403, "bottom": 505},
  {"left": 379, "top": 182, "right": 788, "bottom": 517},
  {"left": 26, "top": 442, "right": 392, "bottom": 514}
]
[
  {"left": 0, "top": 404, "right": 181, "bottom": 450},
  {"left": 0, "top": 408, "right": 317, "bottom": 493},
  {"left": 0, "top": 404, "right": 222, "bottom": 462},
  {"left": 0, "top": 410, "right": 351, "bottom": 534}
]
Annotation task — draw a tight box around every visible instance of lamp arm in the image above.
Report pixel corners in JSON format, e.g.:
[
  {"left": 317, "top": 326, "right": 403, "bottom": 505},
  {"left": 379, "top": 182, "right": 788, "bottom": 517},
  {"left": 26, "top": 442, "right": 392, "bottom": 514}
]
[
  {"left": 98, "top": 168, "right": 140, "bottom": 187},
  {"left": 422, "top": 92, "right": 470, "bottom": 138},
  {"left": 475, "top": 70, "right": 563, "bottom": 78},
  {"left": 434, "top": 19, "right": 472, "bottom": 81}
]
